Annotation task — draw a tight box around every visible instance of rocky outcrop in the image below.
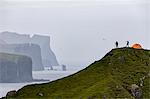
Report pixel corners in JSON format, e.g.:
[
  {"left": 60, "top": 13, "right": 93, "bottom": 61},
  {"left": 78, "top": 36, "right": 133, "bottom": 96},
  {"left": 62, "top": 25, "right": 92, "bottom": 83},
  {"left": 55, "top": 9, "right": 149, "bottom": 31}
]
[
  {"left": 31, "top": 35, "right": 58, "bottom": 67},
  {"left": 0, "top": 43, "right": 44, "bottom": 71},
  {"left": 131, "top": 84, "right": 142, "bottom": 99},
  {"left": 6, "top": 90, "right": 17, "bottom": 97},
  {"left": 0, "top": 53, "right": 33, "bottom": 83},
  {"left": 0, "top": 31, "right": 59, "bottom": 68}
]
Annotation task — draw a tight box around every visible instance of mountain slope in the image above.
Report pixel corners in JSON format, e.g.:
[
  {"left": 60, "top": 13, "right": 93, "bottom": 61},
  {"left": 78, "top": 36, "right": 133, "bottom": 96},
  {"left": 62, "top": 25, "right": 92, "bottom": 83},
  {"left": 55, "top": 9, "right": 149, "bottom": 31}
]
[{"left": 8, "top": 48, "right": 150, "bottom": 98}]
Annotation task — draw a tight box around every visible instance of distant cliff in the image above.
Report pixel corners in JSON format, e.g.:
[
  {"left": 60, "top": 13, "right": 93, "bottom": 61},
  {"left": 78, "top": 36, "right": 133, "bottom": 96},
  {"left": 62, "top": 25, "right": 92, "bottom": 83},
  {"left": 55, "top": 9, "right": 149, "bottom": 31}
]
[
  {"left": 0, "top": 43, "right": 44, "bottom": 71},
  {"left": 0, "top": 31, "right": 59, "bottom": 68},
  {"left": 31, "top": 35, "right": 58, "bottom": 67},
  {"left": 0, "top": 53, "right": 33, "bottom": 83}
]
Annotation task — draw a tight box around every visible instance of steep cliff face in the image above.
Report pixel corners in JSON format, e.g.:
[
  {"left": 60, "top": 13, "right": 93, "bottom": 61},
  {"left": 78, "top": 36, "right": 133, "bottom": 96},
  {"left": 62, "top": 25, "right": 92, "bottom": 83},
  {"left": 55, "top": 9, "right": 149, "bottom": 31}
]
[
  {"left": 0, "top": 53, "right": 33, "bottom": 83},
  {"left": 0, "top": 31, "right": 59, "bottom": 68},
  {"left": 0, "top": 44, "right": 44, "bottom": 71},
  {"left": 31, "top": 35, "right": 59, "bottom": 67}
]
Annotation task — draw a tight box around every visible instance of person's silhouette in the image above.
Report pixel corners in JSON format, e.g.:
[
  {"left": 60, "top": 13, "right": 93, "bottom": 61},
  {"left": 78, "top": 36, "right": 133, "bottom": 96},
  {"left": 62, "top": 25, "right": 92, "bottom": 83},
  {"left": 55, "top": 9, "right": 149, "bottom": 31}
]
[
  {"left": 115, "top": 41, "right": 118, "bottom": 48},
  {"left": 126, "top": 41, "right": 129, "bottom": 47}
]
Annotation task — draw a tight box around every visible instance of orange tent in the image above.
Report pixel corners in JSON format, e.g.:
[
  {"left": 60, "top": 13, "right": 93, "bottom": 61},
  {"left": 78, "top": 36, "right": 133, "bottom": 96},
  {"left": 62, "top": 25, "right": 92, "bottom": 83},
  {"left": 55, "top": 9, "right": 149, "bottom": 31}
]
[{"left": 132, "top": 43, "right": 142, "bottom": 49}]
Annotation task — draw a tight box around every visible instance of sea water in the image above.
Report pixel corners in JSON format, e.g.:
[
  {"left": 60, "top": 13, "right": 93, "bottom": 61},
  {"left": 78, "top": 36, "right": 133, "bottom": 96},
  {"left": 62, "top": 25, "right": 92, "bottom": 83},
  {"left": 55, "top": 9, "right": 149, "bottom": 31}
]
[{"left": 0, "top": 65, "right": 85, "bottom": 97}]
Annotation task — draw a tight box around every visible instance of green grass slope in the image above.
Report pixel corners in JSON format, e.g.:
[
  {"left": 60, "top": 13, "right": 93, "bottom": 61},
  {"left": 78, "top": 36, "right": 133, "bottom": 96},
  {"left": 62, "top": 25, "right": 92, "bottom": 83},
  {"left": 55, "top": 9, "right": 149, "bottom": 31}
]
[{"left": 9, "top": 48, "right": 150, "bottom": 99}]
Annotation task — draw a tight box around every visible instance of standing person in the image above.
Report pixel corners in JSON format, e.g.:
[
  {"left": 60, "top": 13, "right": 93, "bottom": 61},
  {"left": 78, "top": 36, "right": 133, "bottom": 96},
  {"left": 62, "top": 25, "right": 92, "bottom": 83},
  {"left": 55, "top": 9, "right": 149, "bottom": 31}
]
[
  {"left": 126, "top": 41, "right": 129, "bottom": 47},
  {"left": 115, "top": 41, "right": 118, "bottom": 48}
]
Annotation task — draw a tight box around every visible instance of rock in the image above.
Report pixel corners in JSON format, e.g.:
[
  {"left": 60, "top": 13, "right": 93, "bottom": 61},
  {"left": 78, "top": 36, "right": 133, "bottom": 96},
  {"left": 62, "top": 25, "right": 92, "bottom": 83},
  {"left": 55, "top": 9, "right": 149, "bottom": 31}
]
[
  {"left": 0, "top": 53, "right": 33, "bottom": 83},
  {"left": 38, "top": 93, "right": 44, "bottom": 97},
  {"left": 131, "top": 84, "right": 142, "bottom": 99},
  {"left": 139, "top": 78, "right": 144, "bottom": 87},
  {"left": 6, "top": 90, "right": 16, "bottom": 97},
  {"left": 108, "top": 62, "right": 112, "bottom": 65},
  {"left": 31, "top": 34, "right": 59, "bottom": 67},
  {"left": 62, "top": 64, "right": 67, "bottom": 71}
]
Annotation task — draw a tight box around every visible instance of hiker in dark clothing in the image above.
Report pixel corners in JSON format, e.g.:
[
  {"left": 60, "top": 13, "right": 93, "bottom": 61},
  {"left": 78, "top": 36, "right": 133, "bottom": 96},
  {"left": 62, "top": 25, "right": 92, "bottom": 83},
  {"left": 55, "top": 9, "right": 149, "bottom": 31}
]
[
  {"left": 115, "top": 41, "right": 118, "bottom": 48},
  {"left": 126, "top": 41, "right": 129, "bottom": 47}
]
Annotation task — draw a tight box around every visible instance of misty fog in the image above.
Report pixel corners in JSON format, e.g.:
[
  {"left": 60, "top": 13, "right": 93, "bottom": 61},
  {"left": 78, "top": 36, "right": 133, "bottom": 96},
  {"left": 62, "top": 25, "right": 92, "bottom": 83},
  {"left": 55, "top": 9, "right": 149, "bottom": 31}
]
[{"left": 0, "top": 0, "right": 149, "bottom": 66}]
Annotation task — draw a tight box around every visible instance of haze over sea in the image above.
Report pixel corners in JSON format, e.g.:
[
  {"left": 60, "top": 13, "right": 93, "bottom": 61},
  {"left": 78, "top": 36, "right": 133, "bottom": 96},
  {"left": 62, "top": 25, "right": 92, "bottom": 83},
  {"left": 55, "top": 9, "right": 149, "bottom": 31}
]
[
  {"left": 0, "top": 65, "right": 84, "bottom": 97},
  {"left": 0, "top": 0, "right": 149, "bottom": 67}
]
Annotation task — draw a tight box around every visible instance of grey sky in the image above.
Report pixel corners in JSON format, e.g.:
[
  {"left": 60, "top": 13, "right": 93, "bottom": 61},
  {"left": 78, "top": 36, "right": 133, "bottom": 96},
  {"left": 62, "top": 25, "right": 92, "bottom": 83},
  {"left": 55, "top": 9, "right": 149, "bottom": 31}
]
[{"left": 0, "top": 0, "right": 149, "bottom": 66}]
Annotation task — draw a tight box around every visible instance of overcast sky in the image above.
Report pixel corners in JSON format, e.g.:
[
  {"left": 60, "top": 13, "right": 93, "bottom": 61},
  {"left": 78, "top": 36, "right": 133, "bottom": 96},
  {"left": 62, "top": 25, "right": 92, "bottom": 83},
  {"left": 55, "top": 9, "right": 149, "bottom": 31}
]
[{"left": 0, "top": 0, "right": 149, "bottom": 66}]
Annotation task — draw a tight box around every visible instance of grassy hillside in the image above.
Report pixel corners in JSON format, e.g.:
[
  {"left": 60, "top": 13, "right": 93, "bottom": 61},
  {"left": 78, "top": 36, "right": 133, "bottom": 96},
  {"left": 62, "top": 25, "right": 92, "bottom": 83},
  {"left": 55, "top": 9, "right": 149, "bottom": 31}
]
[{"left": 8, "top": 48, "right": 150, "bottom": 99}]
